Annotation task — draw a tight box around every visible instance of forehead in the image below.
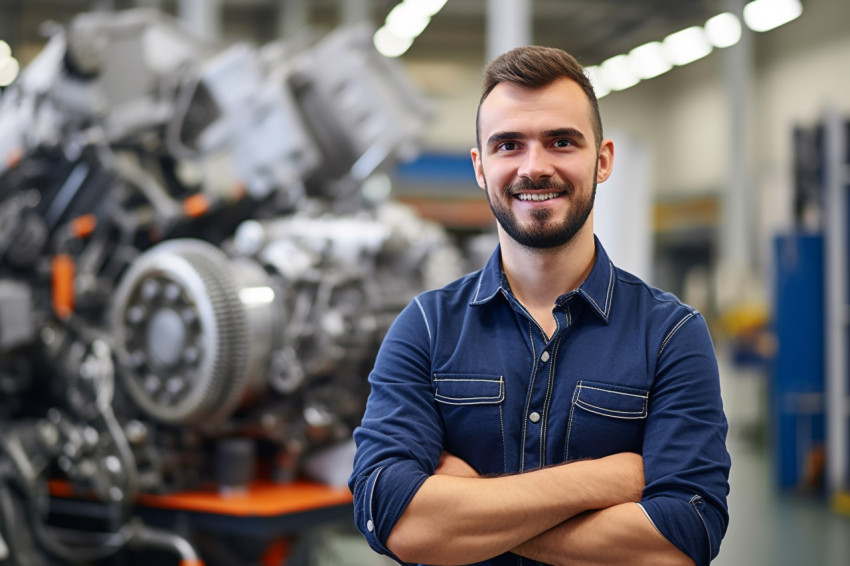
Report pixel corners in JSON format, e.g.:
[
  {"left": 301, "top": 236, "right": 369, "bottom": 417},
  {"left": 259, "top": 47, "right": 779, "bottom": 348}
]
[{"left": 478, "top": 77, "right": 594, "bottom": 141}]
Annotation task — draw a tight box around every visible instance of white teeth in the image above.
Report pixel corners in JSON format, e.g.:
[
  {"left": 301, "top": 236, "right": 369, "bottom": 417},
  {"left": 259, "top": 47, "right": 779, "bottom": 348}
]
[{"left": 517, "top": 192, "right": 561, "bottom": 202}]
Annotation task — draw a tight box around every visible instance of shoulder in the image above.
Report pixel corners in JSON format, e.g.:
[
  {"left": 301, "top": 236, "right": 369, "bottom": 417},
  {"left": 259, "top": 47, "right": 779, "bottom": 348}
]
[
  {"left": 414, "top": 268, "right": 488, "bottom": 311},
  {"left": 611, "top": 266, "right": 707, "bottom": 345},
  {"left": 388, "top": 269, "right": 484, "bottom": 335},
  {"left": 614, "top": 266, "right": 696, "bottom": 316}
]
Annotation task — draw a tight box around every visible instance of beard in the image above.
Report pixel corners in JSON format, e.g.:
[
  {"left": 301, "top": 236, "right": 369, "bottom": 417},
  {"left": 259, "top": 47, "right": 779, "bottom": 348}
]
[{"left": 485, "top": 174, "right": 597, "bottom": 249}]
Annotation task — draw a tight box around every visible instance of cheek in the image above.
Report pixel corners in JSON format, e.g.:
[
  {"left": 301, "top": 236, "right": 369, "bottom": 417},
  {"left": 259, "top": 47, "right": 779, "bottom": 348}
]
[{"left": 481, "top": 164, "right": 512, "bottom": 189}]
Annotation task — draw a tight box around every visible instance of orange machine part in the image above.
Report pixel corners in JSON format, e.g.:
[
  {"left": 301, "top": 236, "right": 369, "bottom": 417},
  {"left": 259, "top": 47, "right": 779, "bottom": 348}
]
[
  {"left": 182, "top": 194, "right": 210, "bottom": 218},
  {"left": 51, "top": 254, "right": 75, "bottom": 319},
  {"left": 5, "top": 147, "right": 23, "bottom": 170},
  {"left": 70, "top": 214, "right": 97, "bottom": 239},
  {"left": 260, "top": 539, "right": 290, "bottom": 566},
  {"left": 135, "top": 480, "right": 353, "bottom": 517},
  {"left": 50, "top": 480, "right": 353, "bottom": 517}
]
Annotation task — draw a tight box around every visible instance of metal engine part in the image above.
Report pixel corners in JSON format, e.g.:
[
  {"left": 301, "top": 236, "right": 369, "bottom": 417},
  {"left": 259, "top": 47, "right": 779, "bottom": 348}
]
[
  {"left": 0, "top": 8, "right": 461, "bottom": 566},
  {"left": 112, "top": 239, "right": 255, "bottom": 426}
]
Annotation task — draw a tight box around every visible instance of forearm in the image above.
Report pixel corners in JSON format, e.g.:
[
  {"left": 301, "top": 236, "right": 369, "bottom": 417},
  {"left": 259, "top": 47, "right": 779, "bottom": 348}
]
[
  {"left": 513, "top": 502, "right": 694, "bottom": 566},
  {"left": 386, "top": 453, "right": 642, "bottom": 565}
]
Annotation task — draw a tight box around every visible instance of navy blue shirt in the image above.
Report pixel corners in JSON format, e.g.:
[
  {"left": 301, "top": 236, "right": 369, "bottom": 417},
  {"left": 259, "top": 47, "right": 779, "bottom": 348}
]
[{"left": 350, "top": 237, "right": 730, "bottom": 566}]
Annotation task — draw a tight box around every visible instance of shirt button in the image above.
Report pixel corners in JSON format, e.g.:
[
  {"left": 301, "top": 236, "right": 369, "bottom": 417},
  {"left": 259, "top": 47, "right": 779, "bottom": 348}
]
[
  {"left": 529, "top": 411, "right": 541, "bottom": 423},
  {"left": 366, "top": 519, "right": 374, "bottom": 532},
  {"left": 540, "top": 351, "right": 550, "bottom": 363}
]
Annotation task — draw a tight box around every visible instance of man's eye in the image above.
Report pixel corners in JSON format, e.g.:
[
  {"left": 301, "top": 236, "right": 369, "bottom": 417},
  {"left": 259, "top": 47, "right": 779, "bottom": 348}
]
[
  {"left": 555, "top": 139, "right": 573, "bottom": 148},
  {"left": 497, "top": 141, "right": 518, "bottom": 151}
]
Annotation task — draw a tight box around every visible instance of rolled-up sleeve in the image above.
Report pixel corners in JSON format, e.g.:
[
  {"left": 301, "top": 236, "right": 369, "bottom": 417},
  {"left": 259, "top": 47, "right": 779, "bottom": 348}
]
[
  {"left": 348, "top": 298, "right": 443, "bottom": 559},
  {"left": 640, "top": 310, "right": 731, "bottom": 566}
]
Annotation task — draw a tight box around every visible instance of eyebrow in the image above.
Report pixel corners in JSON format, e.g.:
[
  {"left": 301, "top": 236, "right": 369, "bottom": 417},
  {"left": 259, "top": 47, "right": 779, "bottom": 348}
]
[
  {"left": 486, "top": 131, "right": 525, "bottom": 147},
  {"left": 544, "top": 128, "right": 587, "bottom": 143},
  {"left": 486, "top": 127, "right": 587, "bottom": 148}
]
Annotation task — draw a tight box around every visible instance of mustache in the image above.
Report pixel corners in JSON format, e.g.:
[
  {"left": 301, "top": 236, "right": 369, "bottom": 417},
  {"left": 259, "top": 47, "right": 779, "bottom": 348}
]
[{"left": 503, "top": 178, "right": 574, "bottom": 196}]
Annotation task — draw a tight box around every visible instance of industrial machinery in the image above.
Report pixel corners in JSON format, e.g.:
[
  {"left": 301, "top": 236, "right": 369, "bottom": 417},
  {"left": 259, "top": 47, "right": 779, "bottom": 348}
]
[{"left": 0, "top": 9, "right": 460, "bottom": 565}]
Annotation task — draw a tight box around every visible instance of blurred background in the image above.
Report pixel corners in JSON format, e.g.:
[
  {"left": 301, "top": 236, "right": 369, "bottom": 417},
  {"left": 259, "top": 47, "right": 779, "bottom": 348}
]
[{"left": 0, "top": 0, "right": 848, "bottom": 565}]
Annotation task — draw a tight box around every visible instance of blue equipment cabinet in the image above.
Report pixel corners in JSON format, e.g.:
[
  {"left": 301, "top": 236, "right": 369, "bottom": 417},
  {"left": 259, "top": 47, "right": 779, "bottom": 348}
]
[{"left": 772, "top": 233, "right": 826, "bottom": 491}]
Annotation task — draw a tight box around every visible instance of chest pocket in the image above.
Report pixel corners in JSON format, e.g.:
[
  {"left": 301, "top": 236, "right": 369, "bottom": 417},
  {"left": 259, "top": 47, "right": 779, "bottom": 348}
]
[
  {"left": 433, "top": 374, "right": 506, "bottom": 475},
  {"left": 565, "top": 380, "right": 648, "bottom": 461}
]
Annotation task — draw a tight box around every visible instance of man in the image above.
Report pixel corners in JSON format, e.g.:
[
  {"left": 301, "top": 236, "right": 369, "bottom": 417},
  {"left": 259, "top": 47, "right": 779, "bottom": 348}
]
[{"left": 349, "top": 45, "right": 730, "bottom": 566}]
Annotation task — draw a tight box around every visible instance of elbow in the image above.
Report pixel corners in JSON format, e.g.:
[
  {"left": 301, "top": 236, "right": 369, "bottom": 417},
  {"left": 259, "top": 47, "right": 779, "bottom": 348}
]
[
  {"left": 665, "top": 550, "right": 696, "bottom": 566},
  {"left": 387, "top": 521, "right": 468, "bottom": 565},
  {"left": 386, "top": 523, "right": 430, "bottom": 565}
]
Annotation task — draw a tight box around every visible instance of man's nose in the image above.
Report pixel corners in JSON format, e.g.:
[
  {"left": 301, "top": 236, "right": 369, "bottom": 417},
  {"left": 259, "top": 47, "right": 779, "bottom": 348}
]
[{"left": 516, "top": 144, "right": 555, "bottom": 180}]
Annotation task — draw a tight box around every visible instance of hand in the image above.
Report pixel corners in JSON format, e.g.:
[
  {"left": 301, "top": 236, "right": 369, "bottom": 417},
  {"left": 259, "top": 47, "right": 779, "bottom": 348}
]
[{"left": 435, "top": 451, "right": 480, "bottom": 478}]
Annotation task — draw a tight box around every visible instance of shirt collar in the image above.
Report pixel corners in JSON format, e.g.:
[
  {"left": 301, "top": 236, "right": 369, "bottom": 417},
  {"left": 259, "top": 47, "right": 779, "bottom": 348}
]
[{"left": 469, "top": 235, "right": 615, "bottom": 324}]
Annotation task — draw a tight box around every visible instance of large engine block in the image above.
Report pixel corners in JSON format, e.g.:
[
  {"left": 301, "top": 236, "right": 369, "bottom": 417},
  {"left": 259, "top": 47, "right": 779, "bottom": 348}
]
[{"left": 0, "top": 9, "right": 460, "bottom": 565}]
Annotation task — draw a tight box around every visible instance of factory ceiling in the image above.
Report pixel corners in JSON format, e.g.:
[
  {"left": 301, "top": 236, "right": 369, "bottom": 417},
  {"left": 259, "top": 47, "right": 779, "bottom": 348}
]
[{"left": 1, "top": 0, "right": 727, "bottom": 68}]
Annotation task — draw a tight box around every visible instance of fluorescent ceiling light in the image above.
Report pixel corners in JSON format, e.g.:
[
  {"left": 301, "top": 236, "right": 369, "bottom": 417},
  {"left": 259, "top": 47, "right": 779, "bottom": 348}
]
[
  {"left": 584, "top": 66, "right": 611, "bottom": 99},
  {"left": 386, "top": 2, "right": 431, "bottom": 39},
  {"left": 663, "top": 26, "right": 713, "bottom": 66},
  {"left": 599, "top": 54, "right": 640, "bottom": 92},
  {"left": 0, "top": 40, "right": 10, "bottom": 60},
  {"left": 0, "top": 56, "right": 19, "bottom": 87},
  {"left": 628, "top": 41, "right": 672, "bottom": 79},
  {"left": 373, "top": 26, "right": 413, "bottom": 57},
  {"left": 743, "top": 0, "right": 803, "bottom": 32},
  {"left": 705, "top": 12, "right": 742, "bottom": 48}
]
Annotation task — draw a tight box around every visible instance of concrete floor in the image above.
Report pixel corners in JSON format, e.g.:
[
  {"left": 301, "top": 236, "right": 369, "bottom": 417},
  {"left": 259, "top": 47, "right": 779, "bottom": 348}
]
[
  {"left": 714, "top": 347, "right": 850, "bottom": 566},
  {"left": 713, "top": 435, "right": 850, "bottom": 566}
]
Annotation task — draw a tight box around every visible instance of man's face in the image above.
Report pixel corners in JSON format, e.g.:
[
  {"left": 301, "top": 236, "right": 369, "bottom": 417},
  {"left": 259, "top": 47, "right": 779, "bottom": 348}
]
[{"left": 471, "top": 77, "right": 613, "bottom": 249}]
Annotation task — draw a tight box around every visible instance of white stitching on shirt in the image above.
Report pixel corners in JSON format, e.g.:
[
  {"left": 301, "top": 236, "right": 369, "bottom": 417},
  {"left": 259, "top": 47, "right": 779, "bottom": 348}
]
[
  {"left": 604, "top": 259, "right": 615, "bottom": 316},
  {"left": 577, "top": 384, "right": 649, "bottom": 398},
  {"left": 433, "top": 376, "right": 505, "bottom": 404},
  {"left": 368, "top": 466, "right": 383, "bottom": 538},
  {"left": 414, "top": 297, "right": 432, "bottom": 343},
  {"left": 473, "top": 269, "right": 485, "bottom": 303},
  {"left": 658, "top": 311, "right": 696, "bottom": 359},
  {"left": 564, "top": 385, "right": 580, "bottom": 461},
  {"left": 580, "top": 260, "right": 615, "bottom": 319},
  {"left": 519, "top": 320, "right": 537, "bottom": 473}
]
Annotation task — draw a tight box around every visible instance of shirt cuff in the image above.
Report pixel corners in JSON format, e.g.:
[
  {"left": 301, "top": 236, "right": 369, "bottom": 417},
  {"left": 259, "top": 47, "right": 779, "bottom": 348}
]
[
  {"left": 640, "top": 495, "right": 714, "bottom": 566},
  {"left": 351, "top": 459, "right": 430, "bottom": 560}
]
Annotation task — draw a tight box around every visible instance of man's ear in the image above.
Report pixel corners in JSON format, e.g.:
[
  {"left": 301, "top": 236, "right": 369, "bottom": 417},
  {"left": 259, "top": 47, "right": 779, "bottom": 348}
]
[
  {"left": 470, "top": 147, "right": 486, "bottom": 190},
  {"left": 596, "top": 139, "right": 614, "bottom": 183}
]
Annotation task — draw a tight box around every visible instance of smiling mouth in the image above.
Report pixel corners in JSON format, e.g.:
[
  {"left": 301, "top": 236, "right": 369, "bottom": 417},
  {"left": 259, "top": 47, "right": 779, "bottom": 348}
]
[{"left": 515, "top": 192, "right": 565, "bottom": 202}]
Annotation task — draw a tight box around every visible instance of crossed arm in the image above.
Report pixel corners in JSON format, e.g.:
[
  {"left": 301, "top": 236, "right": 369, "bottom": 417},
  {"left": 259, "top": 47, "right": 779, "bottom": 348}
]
[{"left": 385, "top": 452, "right": 694, "bottom": 566}]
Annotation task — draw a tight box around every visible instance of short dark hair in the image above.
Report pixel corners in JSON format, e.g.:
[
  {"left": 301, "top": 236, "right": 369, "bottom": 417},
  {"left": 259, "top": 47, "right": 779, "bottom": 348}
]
[{"left": 475, "top": 45, "right": 603, "bottom": 149}]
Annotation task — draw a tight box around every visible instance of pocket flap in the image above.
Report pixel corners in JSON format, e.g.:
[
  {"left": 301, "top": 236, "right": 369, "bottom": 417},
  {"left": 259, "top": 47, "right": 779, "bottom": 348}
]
[
  {"left": 434, "top": 375, "right": 504, "bottom": 405},
  {"left": 574, "top": 381, "right": 648, "bottom": 419}
]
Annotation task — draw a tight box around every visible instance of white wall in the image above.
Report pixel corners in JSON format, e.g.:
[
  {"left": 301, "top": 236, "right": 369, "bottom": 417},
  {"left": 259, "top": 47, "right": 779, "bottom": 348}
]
[{"left": 594, "top": 130, "right": 653, "bottom": 283}]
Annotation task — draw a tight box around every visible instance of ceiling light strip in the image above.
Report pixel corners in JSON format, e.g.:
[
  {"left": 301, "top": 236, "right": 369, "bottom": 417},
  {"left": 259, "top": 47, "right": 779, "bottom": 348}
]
[
  {"left": 0, "top": 39, "right": 20, "bottom": 88},
  {"left": 374, "top": 0, "right": 449, "bottom": 58},
  {"left": 588, "top": 0, "right": 802, "bottom": 98}
]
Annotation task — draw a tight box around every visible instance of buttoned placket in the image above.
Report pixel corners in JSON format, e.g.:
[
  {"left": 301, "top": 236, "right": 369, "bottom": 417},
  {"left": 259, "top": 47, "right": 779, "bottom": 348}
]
[{"left": 516, "top": 300, "right": 572, "bottom": 471}]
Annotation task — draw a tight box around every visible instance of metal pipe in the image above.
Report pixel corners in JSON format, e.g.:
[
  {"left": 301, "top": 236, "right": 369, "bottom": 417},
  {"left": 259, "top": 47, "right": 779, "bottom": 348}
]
[
  {"left": 823, "top": 106, "right": 848, "bottom": 495},
  {"left": 719, "top": 0, "right": 756, "bottom": 275},
  {"left": 486, "top": 0, "right": 531, "bottom": 61}
]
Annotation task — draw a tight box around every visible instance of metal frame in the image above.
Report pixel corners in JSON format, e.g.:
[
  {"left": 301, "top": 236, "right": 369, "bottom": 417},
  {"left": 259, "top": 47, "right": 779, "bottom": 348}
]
[{"left": 824, "top": 107, "right": 849, "bottom": 495}]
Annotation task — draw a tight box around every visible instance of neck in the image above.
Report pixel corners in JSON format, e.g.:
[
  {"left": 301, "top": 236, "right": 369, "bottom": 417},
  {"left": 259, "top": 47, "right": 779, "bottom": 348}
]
[{"left": 499, "top": 226, "right": 596, "bottom": 333}]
